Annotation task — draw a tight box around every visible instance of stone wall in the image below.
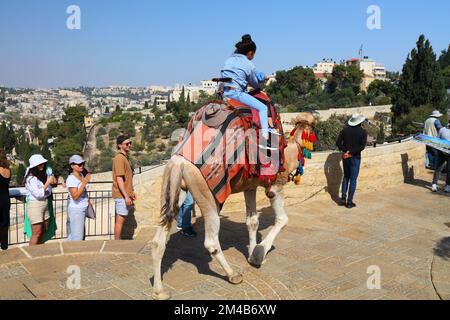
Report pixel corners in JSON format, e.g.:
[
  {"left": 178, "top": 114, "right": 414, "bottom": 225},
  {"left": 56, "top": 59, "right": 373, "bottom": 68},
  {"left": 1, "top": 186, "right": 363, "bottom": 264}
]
[
  {"left": 132, "top": 140, "right": 426, "bottom": 225},
  {"left": 281, "top": 105, "right": 392, "bottom": 124}
]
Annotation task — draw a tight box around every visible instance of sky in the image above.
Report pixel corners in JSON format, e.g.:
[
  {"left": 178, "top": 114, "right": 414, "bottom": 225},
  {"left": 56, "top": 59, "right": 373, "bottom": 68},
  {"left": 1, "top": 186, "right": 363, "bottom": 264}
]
[{"left": 0, "top": 0, "right": 449, "bottom": 88}]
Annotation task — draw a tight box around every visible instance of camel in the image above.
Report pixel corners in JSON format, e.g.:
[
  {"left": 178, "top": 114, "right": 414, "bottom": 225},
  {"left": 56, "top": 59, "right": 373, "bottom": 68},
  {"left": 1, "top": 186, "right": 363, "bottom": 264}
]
[{"left": 151, "top": 112, "right": 317, "bottom": 300}]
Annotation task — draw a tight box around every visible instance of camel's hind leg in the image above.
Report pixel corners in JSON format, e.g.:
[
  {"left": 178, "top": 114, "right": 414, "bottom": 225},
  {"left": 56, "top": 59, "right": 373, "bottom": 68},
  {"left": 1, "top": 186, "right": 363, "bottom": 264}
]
[
  {"left": 244, "top": 189, "right": 259, "bottom": 259},
  {"left": 151, "top": 225, "right": 171, "bottom": 300},
  {"left": 184, "top": 164, "right": 243, "bottom": 285},
  {"left": 249, "top": 187, "right": 288, "bottom": 267},
  {"left": 202, "top": 208, "right": 243, "bottom": 284}
]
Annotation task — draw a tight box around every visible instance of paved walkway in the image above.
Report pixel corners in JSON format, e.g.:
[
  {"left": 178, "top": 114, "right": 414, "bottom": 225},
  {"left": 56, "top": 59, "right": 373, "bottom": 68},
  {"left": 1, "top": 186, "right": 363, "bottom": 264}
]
[{"left": 0, "top": 182, "right": 449, "bottom": 300}]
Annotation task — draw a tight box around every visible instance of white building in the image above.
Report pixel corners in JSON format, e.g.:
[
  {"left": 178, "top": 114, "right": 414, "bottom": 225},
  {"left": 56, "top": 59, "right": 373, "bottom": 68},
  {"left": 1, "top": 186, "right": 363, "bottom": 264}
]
[
  {"left": 313, "top": 59, "right": 336, "bottom": 75},
  {"left": 171, "top": 81, "right": 217, "bottom": 103},
  {"left": 346, "top": 56, "right": 387, "bottom": 91}
]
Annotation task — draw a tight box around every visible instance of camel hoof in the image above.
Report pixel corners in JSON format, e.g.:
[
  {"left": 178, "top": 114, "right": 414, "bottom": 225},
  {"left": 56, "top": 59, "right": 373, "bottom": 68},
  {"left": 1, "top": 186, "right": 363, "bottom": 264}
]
[
  {"left": 228, "top": 273, "right": 243, "bottom": 285},
  {"left": 248, "top": 245, "right": 266, "bottom": 267},
  {"left": 152, "top": 291, "right": 171, "bottom": 300}
]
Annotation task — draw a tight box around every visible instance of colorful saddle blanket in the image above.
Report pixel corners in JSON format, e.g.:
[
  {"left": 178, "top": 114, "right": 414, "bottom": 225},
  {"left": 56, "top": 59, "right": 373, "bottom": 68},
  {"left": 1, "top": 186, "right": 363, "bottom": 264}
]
[{"left": 175, "top": 101, "right": 287, "bottom": 204}]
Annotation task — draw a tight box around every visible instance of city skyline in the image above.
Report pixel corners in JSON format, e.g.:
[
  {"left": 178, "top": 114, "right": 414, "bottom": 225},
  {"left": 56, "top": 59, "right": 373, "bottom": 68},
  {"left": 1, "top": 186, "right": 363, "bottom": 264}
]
[{"left": 1, "top": 0, "right": 449, "bottom": 88}]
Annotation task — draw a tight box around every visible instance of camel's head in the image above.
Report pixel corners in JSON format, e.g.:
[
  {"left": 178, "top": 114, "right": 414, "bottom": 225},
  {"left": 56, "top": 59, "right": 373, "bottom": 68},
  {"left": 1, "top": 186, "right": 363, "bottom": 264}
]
[{"left": 289, "top": 112, "right": 318, "bottom": 147}]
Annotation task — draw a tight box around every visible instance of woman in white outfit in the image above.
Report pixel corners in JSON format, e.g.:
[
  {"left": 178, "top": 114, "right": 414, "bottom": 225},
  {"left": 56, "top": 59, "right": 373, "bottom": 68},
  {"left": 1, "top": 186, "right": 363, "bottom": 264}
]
[
  {"left": 66, "top": 155, "right": 91, "bottom": 241},
  {"left": 24, "top": 155, "right": 57, "bottom": 246}
]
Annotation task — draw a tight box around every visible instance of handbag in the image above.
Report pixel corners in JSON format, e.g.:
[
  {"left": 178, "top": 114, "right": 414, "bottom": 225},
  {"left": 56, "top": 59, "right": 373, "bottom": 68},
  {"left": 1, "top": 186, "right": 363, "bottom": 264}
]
[{"left": 86, "top": 202, "right": 96, "bottom": 220}]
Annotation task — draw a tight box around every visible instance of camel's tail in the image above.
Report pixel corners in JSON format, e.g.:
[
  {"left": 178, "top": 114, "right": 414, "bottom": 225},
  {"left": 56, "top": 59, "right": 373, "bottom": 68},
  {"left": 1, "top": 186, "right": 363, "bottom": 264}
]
[{"left": 160, "top": 159, "right": 184, "bottom": 227}]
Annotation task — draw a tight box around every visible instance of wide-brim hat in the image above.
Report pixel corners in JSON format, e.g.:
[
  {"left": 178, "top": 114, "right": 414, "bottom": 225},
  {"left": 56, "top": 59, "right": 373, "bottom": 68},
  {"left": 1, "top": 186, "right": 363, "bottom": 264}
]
[
  {"left": 28, "top": 154, "right": 48, "bottom": 169},
  {"left": 348, "top": 114, "right": 366, "bottom": 127},
  {"left": 430, "top": 110, "right": 443, "bottom": 118}
]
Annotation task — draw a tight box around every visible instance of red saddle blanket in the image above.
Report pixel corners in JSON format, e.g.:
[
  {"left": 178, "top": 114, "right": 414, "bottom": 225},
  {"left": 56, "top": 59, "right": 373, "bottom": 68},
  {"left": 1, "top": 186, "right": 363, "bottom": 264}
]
[{"left": 175, "top": 101, "right": 287, "bottom": 204}]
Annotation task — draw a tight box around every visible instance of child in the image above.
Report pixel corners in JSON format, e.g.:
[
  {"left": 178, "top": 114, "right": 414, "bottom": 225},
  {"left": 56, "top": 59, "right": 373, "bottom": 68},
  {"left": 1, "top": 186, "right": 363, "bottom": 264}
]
[{"left": 221, "top": 34, "right": 279, "bottom": 149}]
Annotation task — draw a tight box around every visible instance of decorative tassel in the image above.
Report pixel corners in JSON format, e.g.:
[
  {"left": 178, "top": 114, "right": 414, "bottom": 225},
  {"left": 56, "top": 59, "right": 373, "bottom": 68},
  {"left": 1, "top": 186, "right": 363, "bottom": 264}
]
[
  {"left": 309, "top": 132, "right": 317, "bottom": 143},
  {"left": 290, "top": 128, "right": 297, "bottom": 137},
  {"left": 294, "top": 175, "right": 301, "bottom": 185}
]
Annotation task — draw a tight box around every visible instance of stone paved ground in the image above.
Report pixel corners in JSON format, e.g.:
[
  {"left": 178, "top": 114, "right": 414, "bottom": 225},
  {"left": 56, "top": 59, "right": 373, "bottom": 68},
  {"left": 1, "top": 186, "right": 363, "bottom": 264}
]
[{"left": 0, "top": 182, "right": 449, "bottom": 300}]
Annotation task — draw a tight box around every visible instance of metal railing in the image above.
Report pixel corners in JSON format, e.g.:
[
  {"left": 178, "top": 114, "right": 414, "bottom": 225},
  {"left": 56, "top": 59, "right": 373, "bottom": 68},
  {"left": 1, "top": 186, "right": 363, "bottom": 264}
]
[{"left": 8, "top": 190, "right": 114, "bottom": 246}]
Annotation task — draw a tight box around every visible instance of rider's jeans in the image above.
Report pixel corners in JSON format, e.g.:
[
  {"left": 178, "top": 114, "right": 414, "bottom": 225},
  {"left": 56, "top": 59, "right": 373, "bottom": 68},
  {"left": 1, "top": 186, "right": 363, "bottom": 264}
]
[
  {"left": 224, "top": 90, "right": 269, "bottom": 133},
  {"left": 177, "top": 192, "right": 194, "bottom": 231}
]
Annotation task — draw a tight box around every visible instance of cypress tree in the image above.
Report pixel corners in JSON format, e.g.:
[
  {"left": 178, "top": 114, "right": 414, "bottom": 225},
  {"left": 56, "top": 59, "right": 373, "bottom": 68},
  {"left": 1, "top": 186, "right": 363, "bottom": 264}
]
[{"left": 393, "top": 35, "right": 447, "bottom": 119}]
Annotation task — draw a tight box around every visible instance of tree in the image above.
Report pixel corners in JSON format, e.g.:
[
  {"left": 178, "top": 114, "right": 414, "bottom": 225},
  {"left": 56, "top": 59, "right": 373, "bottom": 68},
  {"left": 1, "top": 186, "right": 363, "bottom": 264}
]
[
  {"left": 314, "top": 115, "right": 347, "bottom": 151},
  {"left": 32, "top": 120, "right": 42, "bottom": 142},
  {"left": 52, "top": 138, "right": 83, "bottom": 177},
  {"left": 152, "top": 99, "right": 158, "bottom": 113},
  {"left": 119, "top": 120, "right": 136, "bottom": 137},
  {"left": 392, "top": 35, "right": 447, "bottom": 120},
  {"left": 0, "top": 121, "right": 16, "bottom": 153},
  {"left": 442, "top": 65, "right": 450, "bottom": 89},
  {"left": 327, "top": 64, "right": 363, "bottom": 95},
  {"left": 267, "top": 66, "right": 320, "bottom": 105},
  {"left": 367, "top": 80, "right": 396, "bottom": 97},
  {"left": 47, "top": 120, "right": 60, "bottom": 137},
  {"left": 96, "top": 136, "right": 106, "bottom": 150},
  {"left": 96, "top": 126, "right": 107, "bottom": 136},
  {"left": 41, "top": 140, "right": 52, "bottom": 163},
  {"left": 109, "top": 127, "right": 120, "bottom": 139},
  {"left": 438, "top": 44, "right": 450, "bottom": 69}
]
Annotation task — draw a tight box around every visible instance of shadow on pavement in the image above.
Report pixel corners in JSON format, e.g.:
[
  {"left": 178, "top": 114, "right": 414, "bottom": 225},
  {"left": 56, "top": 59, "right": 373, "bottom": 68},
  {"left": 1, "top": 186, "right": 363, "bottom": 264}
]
[
  {"left": 434, "top": 237, "right": 450, "bottom": 260},
  {"left": 324, "top": 152, "right": 343, "bottom": 205},
  {"left": 121, "top": 206, "right": 138, "bottom": 240},
  {"left": 158, "top": 206, "right": 276, "bottom": 282}
]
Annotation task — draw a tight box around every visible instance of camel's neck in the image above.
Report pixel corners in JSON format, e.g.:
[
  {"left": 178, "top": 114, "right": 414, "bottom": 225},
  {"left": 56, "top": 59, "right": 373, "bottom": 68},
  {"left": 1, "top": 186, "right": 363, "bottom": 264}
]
[{"left": 280, "top": 140, "right": 301, "bottom": 181}]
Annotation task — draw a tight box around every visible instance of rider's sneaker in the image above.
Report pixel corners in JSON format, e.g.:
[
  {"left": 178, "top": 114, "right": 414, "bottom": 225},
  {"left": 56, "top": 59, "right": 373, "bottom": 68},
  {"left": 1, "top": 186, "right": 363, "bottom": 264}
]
[
  {"left": 432, "top": 184, "right": 438, "bottom": 192},
  {"left": 258, "top": 144, "right": 278, "bottom": 151},
  {"left": 268, "top": 127, "right": 281, "bottom": 136},
  {"left": 181, "top": 227, "right": 197, "bottom": 238}
]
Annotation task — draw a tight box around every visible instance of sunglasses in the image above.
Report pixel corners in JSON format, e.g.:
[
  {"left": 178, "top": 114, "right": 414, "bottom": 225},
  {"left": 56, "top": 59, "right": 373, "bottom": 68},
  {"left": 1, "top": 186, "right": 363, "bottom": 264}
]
[{"left": 72, "top": 163, "right": 85, "bottom": 167}]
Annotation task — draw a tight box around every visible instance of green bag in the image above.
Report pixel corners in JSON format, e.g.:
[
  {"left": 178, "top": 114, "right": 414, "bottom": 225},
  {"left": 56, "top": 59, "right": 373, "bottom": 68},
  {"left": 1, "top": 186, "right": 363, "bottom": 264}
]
[{"left": 24, "top": 195, "right": 58, "bottom": 242}]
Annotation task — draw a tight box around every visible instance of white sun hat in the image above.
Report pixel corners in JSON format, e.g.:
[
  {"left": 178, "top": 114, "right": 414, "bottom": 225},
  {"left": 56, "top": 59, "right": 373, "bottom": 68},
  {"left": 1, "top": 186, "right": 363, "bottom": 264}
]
[
  {"left": 430, "top": 110, "right": 443, "bottom": 118},
  {"left": 29, "top": 154, "right": 48, "bottom": 169},
  {"left": 348, "top": 114, "right": 366, "bottom": 127}
]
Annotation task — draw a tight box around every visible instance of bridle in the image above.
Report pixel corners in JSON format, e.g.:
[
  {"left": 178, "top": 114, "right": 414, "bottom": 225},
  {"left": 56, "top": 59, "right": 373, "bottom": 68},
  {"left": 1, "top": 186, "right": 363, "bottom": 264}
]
[{"left": 287, "top": 122, "right": 317, "bottom": 184}]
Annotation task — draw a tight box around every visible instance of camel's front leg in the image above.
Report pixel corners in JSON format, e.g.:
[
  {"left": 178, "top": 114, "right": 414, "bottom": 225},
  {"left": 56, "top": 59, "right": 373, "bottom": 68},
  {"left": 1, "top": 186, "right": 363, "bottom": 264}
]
[
  {"left": 244, "top": 189, "right": 259, "bottom": 259},
  {"left": 249, "top": 188, "right": 288, "bottom": 267}
]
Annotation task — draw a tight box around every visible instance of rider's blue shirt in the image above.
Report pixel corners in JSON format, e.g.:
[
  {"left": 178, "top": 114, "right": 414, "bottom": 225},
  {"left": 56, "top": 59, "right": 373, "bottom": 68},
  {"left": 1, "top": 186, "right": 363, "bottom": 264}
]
[{"left": 221, "top": 53, "right": 265, "bottom": 92}]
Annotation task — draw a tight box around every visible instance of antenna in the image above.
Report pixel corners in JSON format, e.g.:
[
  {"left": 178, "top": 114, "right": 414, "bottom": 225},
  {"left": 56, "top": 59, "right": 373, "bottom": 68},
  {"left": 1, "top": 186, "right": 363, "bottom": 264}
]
[{"left": 359, "top": 44, "right": 363, "bottom": 60}]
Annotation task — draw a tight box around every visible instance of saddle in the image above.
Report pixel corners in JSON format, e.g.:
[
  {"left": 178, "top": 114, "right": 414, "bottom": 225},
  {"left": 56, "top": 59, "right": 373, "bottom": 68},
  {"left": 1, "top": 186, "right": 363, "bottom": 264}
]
[{"left": 176, "top": 92, "right": 287, "bottom": 204}]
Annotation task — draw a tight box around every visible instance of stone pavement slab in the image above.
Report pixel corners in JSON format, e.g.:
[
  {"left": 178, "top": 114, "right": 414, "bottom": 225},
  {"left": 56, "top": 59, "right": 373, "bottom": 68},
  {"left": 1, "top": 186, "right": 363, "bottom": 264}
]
[{"left": 0, "top": 183, "right": 449, "bottom": 300}]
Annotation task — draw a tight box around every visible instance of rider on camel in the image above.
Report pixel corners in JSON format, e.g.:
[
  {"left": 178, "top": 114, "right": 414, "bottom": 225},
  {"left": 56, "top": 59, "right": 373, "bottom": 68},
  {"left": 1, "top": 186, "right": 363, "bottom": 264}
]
[{"left": 221, "top": 34, "right": 280, "bottom": 150}]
